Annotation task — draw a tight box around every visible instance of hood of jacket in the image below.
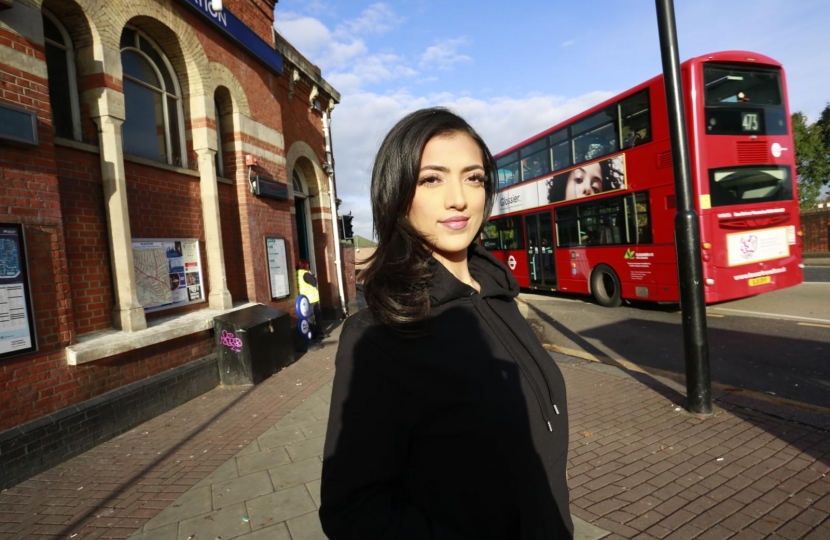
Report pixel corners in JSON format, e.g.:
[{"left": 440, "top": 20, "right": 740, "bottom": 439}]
[{"left": 429, "top": 244, "right": 519, "bottom": 307}]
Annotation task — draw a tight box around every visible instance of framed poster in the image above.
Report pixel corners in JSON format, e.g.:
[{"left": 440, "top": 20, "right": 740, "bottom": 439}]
[
  {"left": 265, "top": 237, "right": 290, "bottom": 299},
  {"left": 132, "top": 238, "right": 205, "bottom": 313},
  {"left": 0, "top": 223, "right": 38, "bottom": 359}
]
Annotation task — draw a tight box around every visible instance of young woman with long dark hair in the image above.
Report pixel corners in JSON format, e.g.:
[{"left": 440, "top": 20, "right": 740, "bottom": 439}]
[{"left": 320, "top": 108, "right": 573, "bottom": 539}]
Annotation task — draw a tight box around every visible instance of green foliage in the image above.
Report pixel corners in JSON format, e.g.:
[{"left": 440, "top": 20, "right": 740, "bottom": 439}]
[{"left": 792, "top": 106, "right": 830, "bottom": 209}]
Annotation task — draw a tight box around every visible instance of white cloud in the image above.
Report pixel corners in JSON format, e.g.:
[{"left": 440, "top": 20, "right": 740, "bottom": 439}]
[
  {"left": 561, "top": 40, "right": 575, "bottom": 48},
  {"left": 331, "top": 90, "right": 616, "bottom": 240},
  {"left": 273, "top": 14, "right": 332, "bottom": 58},
  {"left": 337, "top": 3, "right": 402, "bottom": 36},
  {"left": 419, "top": 38, "right": 472, "bottom": 71}
]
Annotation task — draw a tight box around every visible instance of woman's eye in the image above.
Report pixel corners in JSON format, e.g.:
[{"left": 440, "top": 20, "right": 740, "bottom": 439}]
[
  {"left": 467, "top": 174, "right": 485, "bottom": 184},
  {"left": 418, "top": 176, "right": 441, "bottom": 186}
]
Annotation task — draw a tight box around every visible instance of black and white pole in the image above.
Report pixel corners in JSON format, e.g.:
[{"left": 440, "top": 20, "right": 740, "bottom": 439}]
[{"left": 654, "top": 0, "right": 712, "bottom": 415}]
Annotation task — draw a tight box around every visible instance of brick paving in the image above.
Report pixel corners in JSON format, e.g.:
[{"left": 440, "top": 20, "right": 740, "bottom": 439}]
[
  {"left": 0, "top": 329, "right": 339, "bottom": 540},
  {"left": 2, "top": 321, "right": 830, "bottom": 539}
]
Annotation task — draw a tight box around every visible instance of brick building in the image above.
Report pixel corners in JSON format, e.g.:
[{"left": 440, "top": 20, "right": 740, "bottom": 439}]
[
  {"left": 801, "top": 208, "right": 830, "bottom": 253},
  {"left": 0, "top": 0, "right": 353, "bottom": 488}
]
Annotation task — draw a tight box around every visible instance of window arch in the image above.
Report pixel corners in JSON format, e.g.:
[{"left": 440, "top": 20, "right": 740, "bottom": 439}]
[
  {"left": 43, "top": 9, "right": 81, "bottom": 140},
  {"left": 120, "top": 27, "right": 186, "bottom": 167}
]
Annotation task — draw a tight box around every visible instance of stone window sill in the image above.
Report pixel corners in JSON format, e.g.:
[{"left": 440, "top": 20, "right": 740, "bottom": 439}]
[{"left": 66, "top": 302, "right": 257, "bottom": 365}]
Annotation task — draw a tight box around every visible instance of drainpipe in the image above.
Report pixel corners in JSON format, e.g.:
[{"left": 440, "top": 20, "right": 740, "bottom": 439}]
[{"left": 322, "top": 108, "right": 348, "bottom": 318}]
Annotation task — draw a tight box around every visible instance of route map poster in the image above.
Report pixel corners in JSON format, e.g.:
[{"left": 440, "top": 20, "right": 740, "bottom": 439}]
[
  {"left": 0, "top": 223, "right": 37, "bottom": 359},
  {"left": 265, "top": 237, "right": 290, "bottom": 299},
  {"left": 132, "top": 238, "right": 205, "bottom": 313}
]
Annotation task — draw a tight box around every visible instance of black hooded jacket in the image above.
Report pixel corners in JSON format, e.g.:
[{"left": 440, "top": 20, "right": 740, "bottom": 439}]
[{"left": 320, "top": 245, "right": 573, "bottom": 539}]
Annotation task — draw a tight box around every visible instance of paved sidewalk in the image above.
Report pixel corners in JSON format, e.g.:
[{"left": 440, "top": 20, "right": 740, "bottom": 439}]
[{"left": 2, "top": 322, "right": 830, "bottom": 539}]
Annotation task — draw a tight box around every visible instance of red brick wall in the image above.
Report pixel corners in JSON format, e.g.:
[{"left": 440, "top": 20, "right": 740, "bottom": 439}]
[
  {"left": 218, "top": 180, "right": 247, "bottom": 301},
  {"left": 0, "top": 333, "right": 214, "bottom": 432},
  {"left": 801, "top": 209, "right": 830, "bottom": 252},
  {"left": 56, "top": 145, "right": 111, "bottom": 335}
]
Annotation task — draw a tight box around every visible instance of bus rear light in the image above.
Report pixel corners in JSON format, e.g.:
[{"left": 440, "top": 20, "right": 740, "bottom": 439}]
[
  {"left": 705, "top": 278, "right": 715, "bottom": 286},
  {"left": 798, "top": 263, "right": 805, "bottom": 269},
  {"left": 702, "top": 251, "right": 711, "bottom": 262},
  {"left": 702, "top": 242, "right": 712, "bottom": 249},
  {"left": 797, "top": 230, "right": 804, "bottom": 237}
]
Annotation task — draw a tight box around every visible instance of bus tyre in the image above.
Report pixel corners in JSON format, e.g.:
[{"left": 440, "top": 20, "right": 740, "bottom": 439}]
[{"left": 591, "top": 265, "right": 622, "bottom": 308}]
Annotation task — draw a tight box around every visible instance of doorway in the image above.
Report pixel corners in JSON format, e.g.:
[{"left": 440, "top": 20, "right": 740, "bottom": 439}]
[
  {"left": 293, "top": 169, "right": 316, "bottom": 275},
  {"left": 524, "top": 211, "right": 556, "bottom": 288}
]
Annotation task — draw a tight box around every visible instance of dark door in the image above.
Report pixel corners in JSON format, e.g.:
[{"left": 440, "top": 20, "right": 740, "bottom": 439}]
[
  {"left": 525, "top": 211, "right": 556, "bottom": 288},
  {"left": 295, "top": 198, "right": 309, "bottom": 263}
]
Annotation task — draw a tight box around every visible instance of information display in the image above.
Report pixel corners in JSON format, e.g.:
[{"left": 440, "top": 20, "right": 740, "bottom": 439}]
[
  {"left": 132, "top": 238, "right": 205, "bottom": 312},
  {"left": 0, "top": 223, "right": 37, "bottom": 359},
  {"left": 266, "top": 237, "right": 290, "bottom": 299}
]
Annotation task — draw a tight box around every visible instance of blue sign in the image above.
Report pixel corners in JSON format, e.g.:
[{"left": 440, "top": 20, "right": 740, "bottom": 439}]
[{"left": 179, "top": 0, "right": 283, "bottom": 75}]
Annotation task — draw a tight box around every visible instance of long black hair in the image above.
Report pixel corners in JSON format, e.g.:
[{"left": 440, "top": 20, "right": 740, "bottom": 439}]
[{"left": 361, "top": 107, "right": 497, "bottom": 329}]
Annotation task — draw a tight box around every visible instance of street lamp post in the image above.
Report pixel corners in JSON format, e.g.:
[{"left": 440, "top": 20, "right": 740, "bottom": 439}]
[{"left": 654, "top": 0, "right": 713, "bottom": 415}]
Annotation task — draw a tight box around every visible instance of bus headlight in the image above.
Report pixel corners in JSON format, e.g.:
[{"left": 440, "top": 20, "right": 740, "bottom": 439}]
[
  {"left": 798, "top": 263, "right": 805, "bottom": 269},
  {"left": 705, "top": 278, "right": 715, "bottom": 286}
]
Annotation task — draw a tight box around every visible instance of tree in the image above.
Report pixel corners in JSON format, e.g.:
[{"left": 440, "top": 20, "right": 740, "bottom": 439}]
[{"left": 792, "top": 111, "right": 830, "bottom": 209}]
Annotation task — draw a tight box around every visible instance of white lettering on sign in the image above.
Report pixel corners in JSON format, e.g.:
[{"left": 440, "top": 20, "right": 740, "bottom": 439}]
[
  {"left": 193, "top": 0, "right": 229, "bottom": 26},
  {"left": 508, "top": 255, "right": 517, "bottom": 270}
]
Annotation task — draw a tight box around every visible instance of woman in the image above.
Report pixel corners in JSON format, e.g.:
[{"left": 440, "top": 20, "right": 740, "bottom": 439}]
[{"left": 320, "top": 108, "right": 573, "bottom": 539}]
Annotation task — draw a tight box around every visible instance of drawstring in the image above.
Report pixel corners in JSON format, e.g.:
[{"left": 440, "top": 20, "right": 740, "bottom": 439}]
[
  {"left": 487, "top": 297, "right": 561, "bottom": 427},
  {"left": 470, "top": 293, "right": 557, "bottom": 432}
]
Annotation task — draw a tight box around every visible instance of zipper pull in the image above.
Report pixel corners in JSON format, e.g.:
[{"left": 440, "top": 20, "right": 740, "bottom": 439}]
[
  {"left": 554, "top": 404, "right": 560, "bottom": 415},
  {"left": 546, "top": 420, "right": 553, "bottom": 432}
]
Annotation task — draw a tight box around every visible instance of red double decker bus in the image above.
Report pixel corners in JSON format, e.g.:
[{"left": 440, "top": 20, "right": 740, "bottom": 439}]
[{"left": 483, "top": 51, "right": 803, "bottom": 307}]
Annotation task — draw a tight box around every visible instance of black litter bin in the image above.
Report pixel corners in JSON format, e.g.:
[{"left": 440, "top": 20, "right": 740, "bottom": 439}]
[{"left": 214, "top": 304, "right": 292, "bottom": 385}]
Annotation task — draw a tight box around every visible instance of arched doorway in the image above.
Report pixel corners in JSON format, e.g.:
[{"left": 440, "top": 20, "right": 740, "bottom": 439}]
[{"left": 293, "top": 168, "right": 317, "bottom": 275}]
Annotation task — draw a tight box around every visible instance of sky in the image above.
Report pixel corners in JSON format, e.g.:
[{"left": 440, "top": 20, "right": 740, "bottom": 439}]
[{"left": 273, "top": 0, "right": 830, "bottom": 240}]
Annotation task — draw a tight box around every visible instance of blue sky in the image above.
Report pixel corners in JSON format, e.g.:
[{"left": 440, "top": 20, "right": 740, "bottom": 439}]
[{"left": 273, "top": 0, "right": 830, "bottom": 240}]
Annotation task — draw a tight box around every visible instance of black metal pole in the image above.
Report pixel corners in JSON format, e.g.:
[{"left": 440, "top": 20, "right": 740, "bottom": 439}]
[{"left": 654, "top": 0, "right": 712, "bottom": 415}]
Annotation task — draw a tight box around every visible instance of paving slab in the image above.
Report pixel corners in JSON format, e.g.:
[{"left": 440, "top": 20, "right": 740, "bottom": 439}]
[
  {"left": 212, "top": 471, "right": 274, "bottom": 509},
  {"left": 245, "top": 484, "right": 317, "bottom": 531}
]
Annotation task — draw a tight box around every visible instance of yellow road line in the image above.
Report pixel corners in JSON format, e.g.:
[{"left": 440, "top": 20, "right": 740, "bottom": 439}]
[{"left": 798, "top": 322, "right": 830, "bottom": 329}]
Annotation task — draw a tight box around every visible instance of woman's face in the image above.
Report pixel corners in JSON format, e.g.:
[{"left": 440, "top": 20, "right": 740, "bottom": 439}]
[
  {"left": 565, "top": 162, "right": 603, "bottom": 200},
  {"left": 408, "top": 132, "right": 486, "bottom": 265}
]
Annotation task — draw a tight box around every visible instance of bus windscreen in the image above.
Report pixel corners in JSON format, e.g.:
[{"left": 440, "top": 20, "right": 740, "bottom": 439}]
[
  {"left": 703, "top": 65, "right": 787, "bottom": 135},
  {"left": 708, "top": 166, "right": 793, "bottom": 207}
]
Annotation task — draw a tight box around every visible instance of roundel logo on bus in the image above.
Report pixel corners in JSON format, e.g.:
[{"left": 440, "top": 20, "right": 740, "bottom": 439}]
[
  {"left": 771, "top": 142, "right": 788, "bottom": 158},
  {"left": 507, "top": 255, "right": 517, "bottom": 270}
]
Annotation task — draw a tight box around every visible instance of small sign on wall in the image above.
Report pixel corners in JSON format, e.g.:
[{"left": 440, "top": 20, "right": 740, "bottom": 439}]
[
  {"left": 0, "top": 223, "right": 37, "bottom": 359},
  {"left": 265, "top": 237, "right": 290, "bottom": 300}
]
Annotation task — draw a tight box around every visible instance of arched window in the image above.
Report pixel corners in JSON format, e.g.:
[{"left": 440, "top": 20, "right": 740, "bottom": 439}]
[
  {"left": 214, "top": 97, "right": 224, "bottom": 177},
  {"left": 43, "top": 9, "right": 81, "bottom": 140},
  {"left": 120, "top": 27, "right": 186, "bottom": 167}
]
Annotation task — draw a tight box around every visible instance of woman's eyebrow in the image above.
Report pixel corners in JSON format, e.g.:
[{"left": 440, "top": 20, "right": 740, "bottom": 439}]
[{"left": 419, "top": 164, "right": 485, "bottom": 173}]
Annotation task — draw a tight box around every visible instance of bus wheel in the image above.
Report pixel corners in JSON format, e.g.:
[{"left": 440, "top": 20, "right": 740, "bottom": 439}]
[{"left": 591, "top": 265, "right": 622, "bottom": 308}]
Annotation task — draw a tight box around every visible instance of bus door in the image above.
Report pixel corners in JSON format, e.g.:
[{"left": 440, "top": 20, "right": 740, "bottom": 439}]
[{"left": 524, "top": 211, "right": 556, "bottom": 288}]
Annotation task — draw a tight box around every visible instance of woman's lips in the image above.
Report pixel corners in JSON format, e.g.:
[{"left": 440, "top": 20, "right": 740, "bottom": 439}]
[{"left": 440, "top": 217, "right": 469, "bottom": 230}]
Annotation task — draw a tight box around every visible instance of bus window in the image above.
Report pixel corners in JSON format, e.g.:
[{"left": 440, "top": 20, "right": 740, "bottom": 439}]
[
  {"left": 703, "top": 65, "right": 787, "bottom": 135},
  {"left": 573, "top": 107, "right": 619, "bottom": 164},
  {"left": 496, "top": 152, "right": 520, "bottom": 189},
  {"left": 620, "top": 90, "right": 651, "bottom": 148},
  {"left": 625, "top": 192, "right": 652, "bottom": 244},
  {"left": 708, "top": 166, "right": 792, "bottom": 207},
  {"left": 481, "top": 217, "right": 524, "bottom": 251},
  {"left": 520, "top": 139, "right": 551, "bottom": 181},
  {"left": 550, "top": 129, "right": 572, "bottom": 171}
]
